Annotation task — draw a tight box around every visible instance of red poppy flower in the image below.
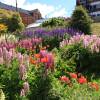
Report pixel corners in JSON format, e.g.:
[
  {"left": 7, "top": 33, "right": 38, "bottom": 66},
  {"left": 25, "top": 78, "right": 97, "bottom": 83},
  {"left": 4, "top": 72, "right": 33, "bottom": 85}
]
[
  {"left": 78, "top": 76, "right": 87, "bottom": 84},
  {"left": 70, "top": 73, "right": 77, "bottom": 79},
  {"left": 60, "top": 76, "right": 70, "bottom": 84},
  {"left": 41, "top": 57, "right": 48, "bottom": 63}
]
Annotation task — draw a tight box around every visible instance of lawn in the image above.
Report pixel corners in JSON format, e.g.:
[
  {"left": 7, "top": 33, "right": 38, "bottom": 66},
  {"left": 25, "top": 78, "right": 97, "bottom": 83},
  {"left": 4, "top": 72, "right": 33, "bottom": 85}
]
[{"left": 91, "top": 22, "right": 100, "bottom": 35}]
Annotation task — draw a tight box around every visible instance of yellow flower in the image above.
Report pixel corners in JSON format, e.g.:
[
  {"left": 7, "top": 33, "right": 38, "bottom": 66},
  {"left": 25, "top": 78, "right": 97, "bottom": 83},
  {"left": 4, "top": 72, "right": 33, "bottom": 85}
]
[{"left": 0, "top": 24, "right": 7, "bottom": 33}]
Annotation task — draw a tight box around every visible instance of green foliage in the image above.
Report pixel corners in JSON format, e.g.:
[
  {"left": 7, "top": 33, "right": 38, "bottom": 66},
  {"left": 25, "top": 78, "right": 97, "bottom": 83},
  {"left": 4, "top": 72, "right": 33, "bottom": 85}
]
[
  {"left": 51, "top": 48, "right": 76, "bottom": 78},
  {"left": 41, "top": 17, "right": 67, "bottom": 27},
  {"left": 8, "top": 13, "right": 24, "bottom": 32},
  {"left": 42, "top": 36, "right": 63, "bottom": 51},
  {"left": 60, "top": 43, "right": 100, "bottom": 73},
  {"left": 0, "top": 59, "right": 21, "bottom": 100},
  {"left": 69, "top": 6, "right": 92, "bottom": 35},
  {"left": 0, "top": 9, "right": 24, "bottom": 33},
  {"left": 27, "top": 66, "right": 64, "bottom": 100},
  {"left": 62, "top": 81, "right": 100, "bottom": 99},
  {"left": 42, "top": 34, "right": 70, "bottom": 51}
]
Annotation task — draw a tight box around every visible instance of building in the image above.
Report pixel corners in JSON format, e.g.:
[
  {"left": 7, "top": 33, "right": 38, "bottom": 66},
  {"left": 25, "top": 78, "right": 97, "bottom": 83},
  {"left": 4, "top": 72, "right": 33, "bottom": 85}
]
[
  {"left": 0, "top": 2, "right": 42, "bottom": 25},
  {"left": 26, "top": 18, "right": 49, "bottom": 28},
  {"left": 76, "top": 0, "right": 100, "bottom": 22}
]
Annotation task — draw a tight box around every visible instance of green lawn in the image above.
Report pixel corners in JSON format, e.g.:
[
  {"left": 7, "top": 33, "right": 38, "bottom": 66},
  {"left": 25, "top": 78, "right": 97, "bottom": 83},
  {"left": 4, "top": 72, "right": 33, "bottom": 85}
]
[{"left": 91, "top": 22, "right": 100, "bottom": 35}]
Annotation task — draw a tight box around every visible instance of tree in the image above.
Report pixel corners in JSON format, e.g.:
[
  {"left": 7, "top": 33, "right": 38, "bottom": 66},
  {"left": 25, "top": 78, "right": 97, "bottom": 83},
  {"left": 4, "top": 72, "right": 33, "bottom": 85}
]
[
  {"left": 41, "top": 17, "right": 67, "bottom": 27},
  {"left": 8, "top": 13, "right": 24, "bottom": 32},
  {"left": 0, "top": 9, "right": 24, "bottom": 33},
  {"left": 69, "top": 6, "right": 92, "bottom": 35}
]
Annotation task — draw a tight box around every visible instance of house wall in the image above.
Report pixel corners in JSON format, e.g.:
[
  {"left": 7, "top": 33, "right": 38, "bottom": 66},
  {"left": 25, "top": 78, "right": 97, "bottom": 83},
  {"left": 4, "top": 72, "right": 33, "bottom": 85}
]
[{"left": 19, "top": 11, "right": 42, "bottom": 25}]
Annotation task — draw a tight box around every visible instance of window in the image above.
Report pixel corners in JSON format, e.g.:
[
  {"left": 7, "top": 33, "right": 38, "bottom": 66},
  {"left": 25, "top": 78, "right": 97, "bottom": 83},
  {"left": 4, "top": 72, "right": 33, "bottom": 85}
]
[{"left": 97, "top": 14, "right": 100, "bottom": 16}]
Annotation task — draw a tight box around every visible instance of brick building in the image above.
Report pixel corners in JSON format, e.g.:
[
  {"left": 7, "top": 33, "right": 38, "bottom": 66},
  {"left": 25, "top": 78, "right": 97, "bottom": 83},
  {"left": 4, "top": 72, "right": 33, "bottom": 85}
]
[
  {"left": 0, "top": 2, "right": 42, "bottom": 25},
  {"left": 76, "top": 0, "right": 100, "bottom": 22}
]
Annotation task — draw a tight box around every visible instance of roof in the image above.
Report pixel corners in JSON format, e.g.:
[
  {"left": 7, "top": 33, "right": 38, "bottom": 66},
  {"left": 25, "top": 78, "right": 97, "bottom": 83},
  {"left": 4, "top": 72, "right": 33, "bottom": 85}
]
[
  {"left": 26, "top": 18, "right": 49, "bottom": 28},
  {"left": 0, "top": 2, "right": 39, "bottom": 15}
]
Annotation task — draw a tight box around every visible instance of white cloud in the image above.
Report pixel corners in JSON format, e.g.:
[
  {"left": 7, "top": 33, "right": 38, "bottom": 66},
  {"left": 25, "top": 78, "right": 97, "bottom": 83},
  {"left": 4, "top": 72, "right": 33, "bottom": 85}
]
[
  {"left": 22, "top": 3, "right": 55, "bottom": 18},
  {"left": 49, "top": 8, "right": 67, "bottom": 18},
  {"left": 0, "top": 0, "right": 67, "bottom": 18},
  {"left": 1, "top": 0, "right": 26, "bottom": 7}
]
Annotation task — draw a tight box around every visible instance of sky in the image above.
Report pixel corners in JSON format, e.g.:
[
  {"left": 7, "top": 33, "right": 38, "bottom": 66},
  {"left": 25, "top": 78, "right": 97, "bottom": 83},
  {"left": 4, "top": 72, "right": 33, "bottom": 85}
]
[{"left": 0, "top": 0, "right": 76, "bottom": 18}]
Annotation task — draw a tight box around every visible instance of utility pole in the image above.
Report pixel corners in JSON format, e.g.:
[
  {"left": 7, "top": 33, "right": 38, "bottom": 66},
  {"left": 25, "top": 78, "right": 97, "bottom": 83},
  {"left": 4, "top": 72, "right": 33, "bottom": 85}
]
[{"left": 16, "top": 0, "right": 18, "bottom": 11}]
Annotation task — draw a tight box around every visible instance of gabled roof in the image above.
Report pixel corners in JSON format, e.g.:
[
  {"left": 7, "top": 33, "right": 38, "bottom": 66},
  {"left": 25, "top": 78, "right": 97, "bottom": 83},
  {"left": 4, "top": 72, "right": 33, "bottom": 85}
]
[{"left": 0, "top": 2, "right": 39, "bottom": 15}]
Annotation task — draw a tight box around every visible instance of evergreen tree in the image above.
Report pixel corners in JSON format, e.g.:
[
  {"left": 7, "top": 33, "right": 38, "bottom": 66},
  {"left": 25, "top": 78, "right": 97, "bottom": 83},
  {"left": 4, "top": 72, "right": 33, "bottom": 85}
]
[{"left": 69, "top": 6, "right": 92, "bottom": 35}]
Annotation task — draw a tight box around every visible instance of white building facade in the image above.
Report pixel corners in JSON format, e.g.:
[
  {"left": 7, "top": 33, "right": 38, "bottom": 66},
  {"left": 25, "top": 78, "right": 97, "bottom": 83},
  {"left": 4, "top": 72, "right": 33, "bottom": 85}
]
[{"left": 77, "top": 0, "right": 100, "bottom": 22}]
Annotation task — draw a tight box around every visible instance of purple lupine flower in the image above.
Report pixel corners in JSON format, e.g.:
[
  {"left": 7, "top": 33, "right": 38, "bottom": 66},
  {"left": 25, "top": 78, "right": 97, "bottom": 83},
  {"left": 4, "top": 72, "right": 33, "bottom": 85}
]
[{"left": 22, "top": 27, "right": 84, "bottom": 38}]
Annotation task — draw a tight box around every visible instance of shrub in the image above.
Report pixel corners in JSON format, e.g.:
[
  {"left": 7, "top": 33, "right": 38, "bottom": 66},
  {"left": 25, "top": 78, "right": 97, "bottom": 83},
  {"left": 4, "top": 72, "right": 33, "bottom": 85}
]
[
  {"left": 69, "top": 6, "right": 92, "bottom": 35},
  {"left": 0, "top": 9, "right": 24, "bottom": 33},
  {"left": 0, "top": 59, "right": 21, "bottom": 100},
  {"left": 42, "top": 36, "right": 63, "bottom": 51},
  {"left": 8, "top": 13, "right": 24, "bottom": 32},
  {"left": 41, "top": 17, "right": 67, "bottom": 27},
  {"left": 60, "top": 35, "right": 100, "bottom": 72}
]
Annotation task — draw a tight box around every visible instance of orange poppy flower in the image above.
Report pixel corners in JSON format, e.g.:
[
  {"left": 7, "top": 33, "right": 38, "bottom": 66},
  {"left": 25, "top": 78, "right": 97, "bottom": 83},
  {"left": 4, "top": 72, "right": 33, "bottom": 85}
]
[
  {"left": 29, "top": 56, "right": 37, "bottom": 64},
  {"left": 29, "top": 56, "right": 32, "bottom": 60},
  {"left": 34, "top": 54, "right": 41, "bottom": 58},
  {"left": 90, "top": 82, "right": 99, "bottom": 91},
  {"left": 41, "top": 57, "right": 48, "bottom": 63}
]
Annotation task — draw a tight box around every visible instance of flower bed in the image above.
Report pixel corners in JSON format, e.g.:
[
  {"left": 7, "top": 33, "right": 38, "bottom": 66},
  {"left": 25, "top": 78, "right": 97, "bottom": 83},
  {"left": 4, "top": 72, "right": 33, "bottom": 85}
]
[{"left": 0, "top": 33, "right": 100, "bottom": 99}]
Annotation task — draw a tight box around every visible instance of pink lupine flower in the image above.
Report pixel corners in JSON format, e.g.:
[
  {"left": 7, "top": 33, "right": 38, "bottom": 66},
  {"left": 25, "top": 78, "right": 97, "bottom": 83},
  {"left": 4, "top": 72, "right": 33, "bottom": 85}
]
[
  {"left": 2, "top": 47, "right": 8, "bottom": 61},
  {"left": 24, "top": 54, "right": 29, "bottom": 70},
  {"left": 40, "top": 50, "right": 48, "bottom": 58},
  {"left": 23, "top": 82, "right": 29, "bottom": 93},
  {"left": 19, "top": 64, "right": 26, "bottom": 80},
  {"left": 83, "top": 39, "right": 89, "bottom": 48},
  {"left": 20, "top": 89, "right": 25, "bottom": 96},
  {"left": 45, "top": 53, "right": 54, "bottom": 70},
  {"left": 7, "top": 51, "right": 13, "bottom": 61},
  {"left": 17, "top": 53, "right": 24, "bottom": 64},
  {"left": 60, "top": 35, "right": 100, "bottom": 53},
  {"left": 0, "top": 57, "right": 3, "bottom": 64},
  {"left": 0, "top": 48, "right": 2, "bottom": 57}
]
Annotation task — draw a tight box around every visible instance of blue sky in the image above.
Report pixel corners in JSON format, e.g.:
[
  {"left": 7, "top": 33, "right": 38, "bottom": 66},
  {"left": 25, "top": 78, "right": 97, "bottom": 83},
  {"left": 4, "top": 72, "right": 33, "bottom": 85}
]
[{"left": 0, "top": 0, "right": 76, "bottom": 18}]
